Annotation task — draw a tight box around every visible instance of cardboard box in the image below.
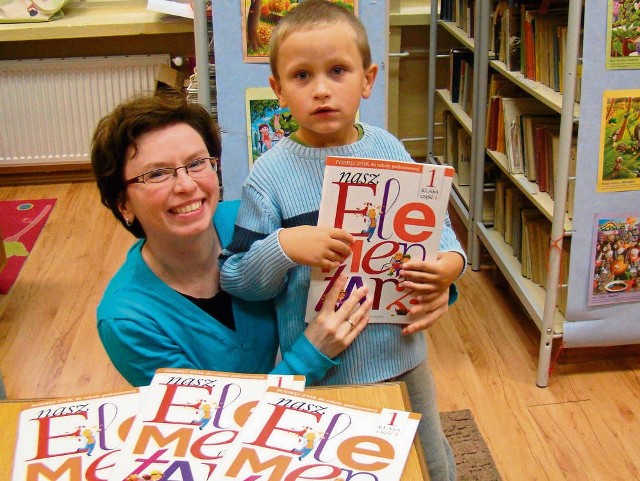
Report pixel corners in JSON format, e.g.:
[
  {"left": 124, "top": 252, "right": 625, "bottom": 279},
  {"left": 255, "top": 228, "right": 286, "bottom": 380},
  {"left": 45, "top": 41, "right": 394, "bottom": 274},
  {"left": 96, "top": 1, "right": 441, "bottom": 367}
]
[{"left": 155, "top": 64, "right": 185, "bottom": 93}]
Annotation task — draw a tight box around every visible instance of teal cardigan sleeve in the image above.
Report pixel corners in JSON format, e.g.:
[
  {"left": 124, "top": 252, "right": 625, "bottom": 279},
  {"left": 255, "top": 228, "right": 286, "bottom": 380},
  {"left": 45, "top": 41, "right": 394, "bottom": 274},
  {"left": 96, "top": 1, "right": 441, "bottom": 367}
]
[{"left": 216, "top": 200, "right": 337, "bottom": 385}]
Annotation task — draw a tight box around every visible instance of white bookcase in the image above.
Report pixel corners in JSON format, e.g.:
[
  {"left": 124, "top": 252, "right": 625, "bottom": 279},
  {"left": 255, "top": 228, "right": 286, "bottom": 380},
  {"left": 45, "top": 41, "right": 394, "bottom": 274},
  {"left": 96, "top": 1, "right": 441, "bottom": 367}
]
[{"left": 427, "top": 0, "right": 584, "bottom": 387}]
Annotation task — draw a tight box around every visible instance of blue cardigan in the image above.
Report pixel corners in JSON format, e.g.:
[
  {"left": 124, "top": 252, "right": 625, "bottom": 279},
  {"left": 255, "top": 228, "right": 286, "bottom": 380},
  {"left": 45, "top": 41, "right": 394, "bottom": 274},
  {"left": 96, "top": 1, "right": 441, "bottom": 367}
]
[{"left": 97, "top": 200, "right": 336, "bottom": 387}]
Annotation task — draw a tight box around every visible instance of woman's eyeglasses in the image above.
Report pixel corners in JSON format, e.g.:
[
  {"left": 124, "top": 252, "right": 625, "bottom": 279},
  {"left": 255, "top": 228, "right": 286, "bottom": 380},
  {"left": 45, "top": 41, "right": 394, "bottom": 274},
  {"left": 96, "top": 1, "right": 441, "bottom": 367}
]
[{"left": 125, "top": 157, "right": 219, "bottom": 185}]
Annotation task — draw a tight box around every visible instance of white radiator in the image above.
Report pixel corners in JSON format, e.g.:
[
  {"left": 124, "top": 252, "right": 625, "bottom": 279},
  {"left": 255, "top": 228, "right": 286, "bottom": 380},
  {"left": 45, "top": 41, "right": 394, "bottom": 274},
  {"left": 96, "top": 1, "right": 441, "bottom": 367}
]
[{"left": 0, "top": 55, "right": 169, "bottom": 167}]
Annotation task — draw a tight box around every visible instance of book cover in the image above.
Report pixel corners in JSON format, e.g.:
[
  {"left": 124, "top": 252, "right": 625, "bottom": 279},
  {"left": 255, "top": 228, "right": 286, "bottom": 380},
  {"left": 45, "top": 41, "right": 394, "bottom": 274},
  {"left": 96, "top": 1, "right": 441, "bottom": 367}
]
[
  {"left": 443, "top": 110, "right": 459, "bottom": 167},
  {"left": 11, "top": 388, "right": 142, "bottom": 481},
  {"left": 213, "top": 385, "right": 421, "bottom": 481},
  {"left": 449, "top": 48, "right": 473, "bottom": 103},
  {"left": 109, "top": 369, "right": 305, "bottom": 481},
  {"left": 501, "top": 97, "right": 555, "bottom": 175},
  {"left": 456, "top": 129, "right": 472, "bottom": 186},
  {"left": 520, "top": 115, "right": 559, "bottom": 182},
  {"left": 305, "top": 156, "right": 454, "bottom": 324}
]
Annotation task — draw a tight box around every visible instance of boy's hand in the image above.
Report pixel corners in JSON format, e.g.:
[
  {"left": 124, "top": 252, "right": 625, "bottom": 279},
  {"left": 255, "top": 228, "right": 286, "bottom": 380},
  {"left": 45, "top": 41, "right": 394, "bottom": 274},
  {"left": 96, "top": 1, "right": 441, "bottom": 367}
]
[
  {"left": 398, "top": 251, "right": 464, "bottom": 294},
  {"left": 403, "top": 288, "right": 450, "bottom": 334},
  {"left": 279, "top": 226, "right": 353, "bottom": 269},
  {"left": 397, "top": 251, "right": 465, "bottom": 335}
]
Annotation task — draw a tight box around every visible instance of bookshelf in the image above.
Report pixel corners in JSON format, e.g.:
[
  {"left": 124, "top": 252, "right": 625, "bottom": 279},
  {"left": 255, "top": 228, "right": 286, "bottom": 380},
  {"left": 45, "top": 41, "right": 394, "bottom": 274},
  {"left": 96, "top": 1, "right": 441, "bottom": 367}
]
[{"left": 427, "top": 0, "right": 583, "bottom": 387}]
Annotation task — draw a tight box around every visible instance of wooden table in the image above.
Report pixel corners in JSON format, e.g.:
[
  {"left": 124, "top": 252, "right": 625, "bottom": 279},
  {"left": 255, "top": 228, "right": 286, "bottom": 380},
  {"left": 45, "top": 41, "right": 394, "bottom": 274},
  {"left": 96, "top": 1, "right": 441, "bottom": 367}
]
[{"left": 0, "top": 382, "right": 428, "bottom": 480}]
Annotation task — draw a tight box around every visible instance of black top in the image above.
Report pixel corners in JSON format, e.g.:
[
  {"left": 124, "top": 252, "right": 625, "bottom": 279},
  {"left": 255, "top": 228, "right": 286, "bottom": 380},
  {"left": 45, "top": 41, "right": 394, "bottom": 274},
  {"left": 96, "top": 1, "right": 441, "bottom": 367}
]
[{"left": 180, "top": 288, "right": 236, "bottom": 331}]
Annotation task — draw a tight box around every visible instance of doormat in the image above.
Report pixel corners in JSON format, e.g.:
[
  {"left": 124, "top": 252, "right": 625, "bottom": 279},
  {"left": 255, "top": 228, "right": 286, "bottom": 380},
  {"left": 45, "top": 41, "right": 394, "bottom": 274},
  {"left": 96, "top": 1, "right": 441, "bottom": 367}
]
[
  {"left": 0, "top": 198, "right": 56, "bottom": 294},
  {"left": 441, "top": 409, "right": 503, "bottom": 481}
]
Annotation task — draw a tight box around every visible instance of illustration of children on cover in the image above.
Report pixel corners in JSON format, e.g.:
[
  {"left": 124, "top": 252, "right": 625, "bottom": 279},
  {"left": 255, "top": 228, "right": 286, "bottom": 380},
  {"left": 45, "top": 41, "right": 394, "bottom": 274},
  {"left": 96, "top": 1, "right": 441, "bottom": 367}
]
[
  {"left": 291, "top": 426, "right": 325, "bottom": 460},
  {"left": 191, "top": 398, "right": 218, "bottom": 430},
  {"left": 358, "top": 202, "right": 383, "bottom": 242},
  {"left": 68, "top": 424, "right": 100, "bottom": 456}
]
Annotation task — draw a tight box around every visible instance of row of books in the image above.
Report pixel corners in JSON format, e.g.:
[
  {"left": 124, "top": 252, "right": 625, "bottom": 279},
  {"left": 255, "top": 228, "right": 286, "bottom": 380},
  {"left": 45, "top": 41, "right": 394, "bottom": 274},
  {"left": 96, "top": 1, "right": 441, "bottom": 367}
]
[
  {"left": 442, "top": 111, "right": 498, "bottom": 224},
  {"left": 12, "top": 368, "right": 420, "bottom": 481},
  {"left": 440, "top": 0, "right": 476, "bottom": 38},
  {"left": 485, "top": 73, "right": 576, "bottom": 218},
  {"left": 490, "top": 0, "right": 581, "bottom": 98},
  {"left": 443, "top": 111, "right": 472, "bottom": 187},
  {"left": 494, "top": 178, "right": 570, "bottom": 313},
  {"left": 449, "top": 47, "right": 474, "bottom": 116}
]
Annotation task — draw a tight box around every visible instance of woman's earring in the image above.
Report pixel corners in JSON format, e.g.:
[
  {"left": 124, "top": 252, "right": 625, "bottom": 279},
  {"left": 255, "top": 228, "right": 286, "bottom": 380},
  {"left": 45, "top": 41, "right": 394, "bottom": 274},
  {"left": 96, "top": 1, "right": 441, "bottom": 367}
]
[{"left": 125, "top": 218, "right": 133, "bottom": 226}]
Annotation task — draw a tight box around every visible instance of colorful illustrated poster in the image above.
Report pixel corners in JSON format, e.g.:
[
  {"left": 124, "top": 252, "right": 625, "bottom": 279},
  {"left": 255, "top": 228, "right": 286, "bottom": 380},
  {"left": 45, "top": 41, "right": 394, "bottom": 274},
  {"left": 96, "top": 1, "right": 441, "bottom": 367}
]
[
  {"left": 588, "top": 213, "right": 640, "bottom": 306},
  {"left": 241, "top": 0, "right": 357, "bottom": 62},
  {"left": 597, "top": 90, "right": 640, "bottom": 192},
  {"left": 606, "top": 0, "right": 640, "bottom": 70},
  {"left": 245, "top": 87, "right": 298, "bottom": 167}
]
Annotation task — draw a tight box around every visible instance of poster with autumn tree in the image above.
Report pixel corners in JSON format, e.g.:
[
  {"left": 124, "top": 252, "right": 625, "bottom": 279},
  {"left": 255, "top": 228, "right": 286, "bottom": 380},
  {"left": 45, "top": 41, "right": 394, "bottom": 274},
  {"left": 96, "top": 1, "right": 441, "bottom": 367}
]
[
  {"left": 241, "top": 0, "right": 357, "bottom": 62},
  {"left": 606, "top": 0, "right": 640, "bottom": 70},
  {"left": 597, "top": 90, "right": 640, "bottom": 192}
]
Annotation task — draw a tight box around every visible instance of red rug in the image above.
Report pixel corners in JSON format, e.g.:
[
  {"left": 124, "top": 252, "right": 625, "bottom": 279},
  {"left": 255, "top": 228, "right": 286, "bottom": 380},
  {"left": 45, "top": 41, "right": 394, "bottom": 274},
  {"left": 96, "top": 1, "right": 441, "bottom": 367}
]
[{"left": 0, "top": 199, "right": 56, "bottom": 294}]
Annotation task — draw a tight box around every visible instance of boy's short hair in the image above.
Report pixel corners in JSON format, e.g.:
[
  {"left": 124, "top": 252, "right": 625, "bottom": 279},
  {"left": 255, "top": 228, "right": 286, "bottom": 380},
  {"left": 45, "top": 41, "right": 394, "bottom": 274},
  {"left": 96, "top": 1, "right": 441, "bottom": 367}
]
[{"left": 269, "top": 0, "right": 371, "bottom": 79}]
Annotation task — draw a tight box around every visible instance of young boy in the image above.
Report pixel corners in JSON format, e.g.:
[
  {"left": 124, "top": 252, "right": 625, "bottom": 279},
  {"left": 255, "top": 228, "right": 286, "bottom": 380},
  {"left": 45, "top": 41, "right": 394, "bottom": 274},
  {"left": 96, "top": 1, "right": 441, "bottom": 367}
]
[{"left": 220, "top": 1, "right": 465, "bottom": 479}]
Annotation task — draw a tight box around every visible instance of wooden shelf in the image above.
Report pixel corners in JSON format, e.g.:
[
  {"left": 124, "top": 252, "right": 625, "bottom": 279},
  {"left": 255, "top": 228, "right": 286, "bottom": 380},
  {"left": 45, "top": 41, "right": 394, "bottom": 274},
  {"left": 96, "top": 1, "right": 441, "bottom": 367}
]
[
  {"left": 433, "top": 155, "right": 471, "bottom": 228},
  {"left": 439, "top": 20, "right": 475, "bottom": 50},
  {"left": 0, "top": 2, "right": 193, "bottom": 42},
  {"left": 436, "top": 89, "right": 472, "bottom": 133},
  {"left": 390, "top": 0, "right": 432, "bottom": 26},
  {"left": 486, "top": 150, "right": 573, "bottom": 232},
  {"left": 476, "top": 223, "right": 564, "bottom": 334},
  {"left": 490, "top": 59, "right": 580, "bottom": 119}
]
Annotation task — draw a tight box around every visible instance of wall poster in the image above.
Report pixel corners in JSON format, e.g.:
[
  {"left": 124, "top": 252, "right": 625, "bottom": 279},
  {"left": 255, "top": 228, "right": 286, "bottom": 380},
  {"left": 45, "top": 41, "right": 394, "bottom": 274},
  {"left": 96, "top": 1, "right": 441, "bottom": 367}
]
[
  {"left": 245, "top": 87, "right": 298, "bottom": 167},
  {"left": 241, "top": 0, "right": 357, "bottom": 62},
  {"left": 606, "top": 0, "right": 640, "bottom": 70},
  {"left": 597, "top": 90, "right": 640, "bottom": 192},
  {"left": 588, "top": 212, "right": 640, "bottom": 306}
]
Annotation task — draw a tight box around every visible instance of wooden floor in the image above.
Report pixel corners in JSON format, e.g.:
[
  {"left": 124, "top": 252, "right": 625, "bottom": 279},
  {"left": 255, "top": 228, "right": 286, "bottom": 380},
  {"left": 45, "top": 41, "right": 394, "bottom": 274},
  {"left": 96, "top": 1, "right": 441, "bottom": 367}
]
[{"left": 2, "top": 181, "right": 640, "bottom": 480}]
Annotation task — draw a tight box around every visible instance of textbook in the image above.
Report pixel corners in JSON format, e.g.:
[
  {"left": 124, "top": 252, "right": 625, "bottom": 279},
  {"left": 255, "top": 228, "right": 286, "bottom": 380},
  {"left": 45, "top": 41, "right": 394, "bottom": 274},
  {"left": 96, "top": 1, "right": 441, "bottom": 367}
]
[
  {"left": 10, "top": 388, "right": 142, "bottom": 481},
  {"left": 305, "top": 156, "right": 455, "bottom": 324},
  {"left": 108, "top": 368, "right": 305, "bottom": 481},
  {"left": 213, "top": 385, "right": 421, "bottom": 481}
]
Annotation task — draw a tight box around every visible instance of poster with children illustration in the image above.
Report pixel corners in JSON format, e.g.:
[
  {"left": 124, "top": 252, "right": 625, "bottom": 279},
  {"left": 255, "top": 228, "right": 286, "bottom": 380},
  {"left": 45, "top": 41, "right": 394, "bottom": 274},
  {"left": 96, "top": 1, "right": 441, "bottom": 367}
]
[
  {"left": 241, "top": 0, "right": 357, "bottom": 62},
  {"left": 588, "top": 213, "right": 640, "bottom": 306},
  {"left": 606, "top": 0, "right": 640, "bottom": 69},
  {"left": 597, "top": 90, "right": 640, "bottom": 192},
  {"left": 245, "top": 87, "right": 299, "bottom": 167}
]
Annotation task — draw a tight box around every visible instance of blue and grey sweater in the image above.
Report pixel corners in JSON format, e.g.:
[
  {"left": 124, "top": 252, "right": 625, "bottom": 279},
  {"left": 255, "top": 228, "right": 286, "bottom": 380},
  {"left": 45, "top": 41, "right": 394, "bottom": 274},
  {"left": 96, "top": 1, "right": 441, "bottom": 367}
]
[{"left": 220, "top": 123, "right": 466, "bottom": 385}]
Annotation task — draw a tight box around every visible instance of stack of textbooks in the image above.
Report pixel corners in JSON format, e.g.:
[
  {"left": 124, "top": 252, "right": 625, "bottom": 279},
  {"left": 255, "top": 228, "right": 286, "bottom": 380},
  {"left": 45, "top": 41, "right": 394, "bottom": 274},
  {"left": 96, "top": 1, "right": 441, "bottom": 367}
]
[{"left": 10, "top": 368, "right": 421, "bottom": 481}]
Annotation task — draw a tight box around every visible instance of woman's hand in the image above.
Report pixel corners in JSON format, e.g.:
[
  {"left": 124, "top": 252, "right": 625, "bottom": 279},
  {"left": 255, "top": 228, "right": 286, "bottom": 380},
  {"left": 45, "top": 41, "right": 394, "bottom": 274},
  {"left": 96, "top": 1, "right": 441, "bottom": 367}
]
[{"left": 304, "top": 275, "right": 372, "bottom": 359}]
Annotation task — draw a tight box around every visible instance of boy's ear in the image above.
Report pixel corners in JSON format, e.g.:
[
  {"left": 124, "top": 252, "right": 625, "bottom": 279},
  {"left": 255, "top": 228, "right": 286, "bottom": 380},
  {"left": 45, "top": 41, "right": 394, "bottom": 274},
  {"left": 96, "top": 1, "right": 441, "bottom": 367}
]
[
  {"left": 361, "top": 63, "right": 379, "bottom": 100},
  {"left": 269, "top": 76, "right": 288, "bottom": 108}
]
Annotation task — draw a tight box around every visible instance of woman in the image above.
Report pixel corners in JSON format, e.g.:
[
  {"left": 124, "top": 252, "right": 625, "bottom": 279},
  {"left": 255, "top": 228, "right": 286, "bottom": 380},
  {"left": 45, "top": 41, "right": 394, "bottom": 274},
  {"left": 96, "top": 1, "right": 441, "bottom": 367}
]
[{"left": 91, "top": 93, "right": 371, "bottom": 387}]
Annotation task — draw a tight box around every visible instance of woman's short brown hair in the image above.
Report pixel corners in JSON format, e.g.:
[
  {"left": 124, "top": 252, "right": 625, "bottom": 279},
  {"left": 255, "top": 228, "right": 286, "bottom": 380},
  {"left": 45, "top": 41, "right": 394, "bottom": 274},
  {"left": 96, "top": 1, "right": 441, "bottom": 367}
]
[{"left": 91, "top": 93, "right": 222, "bottom": 238}]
